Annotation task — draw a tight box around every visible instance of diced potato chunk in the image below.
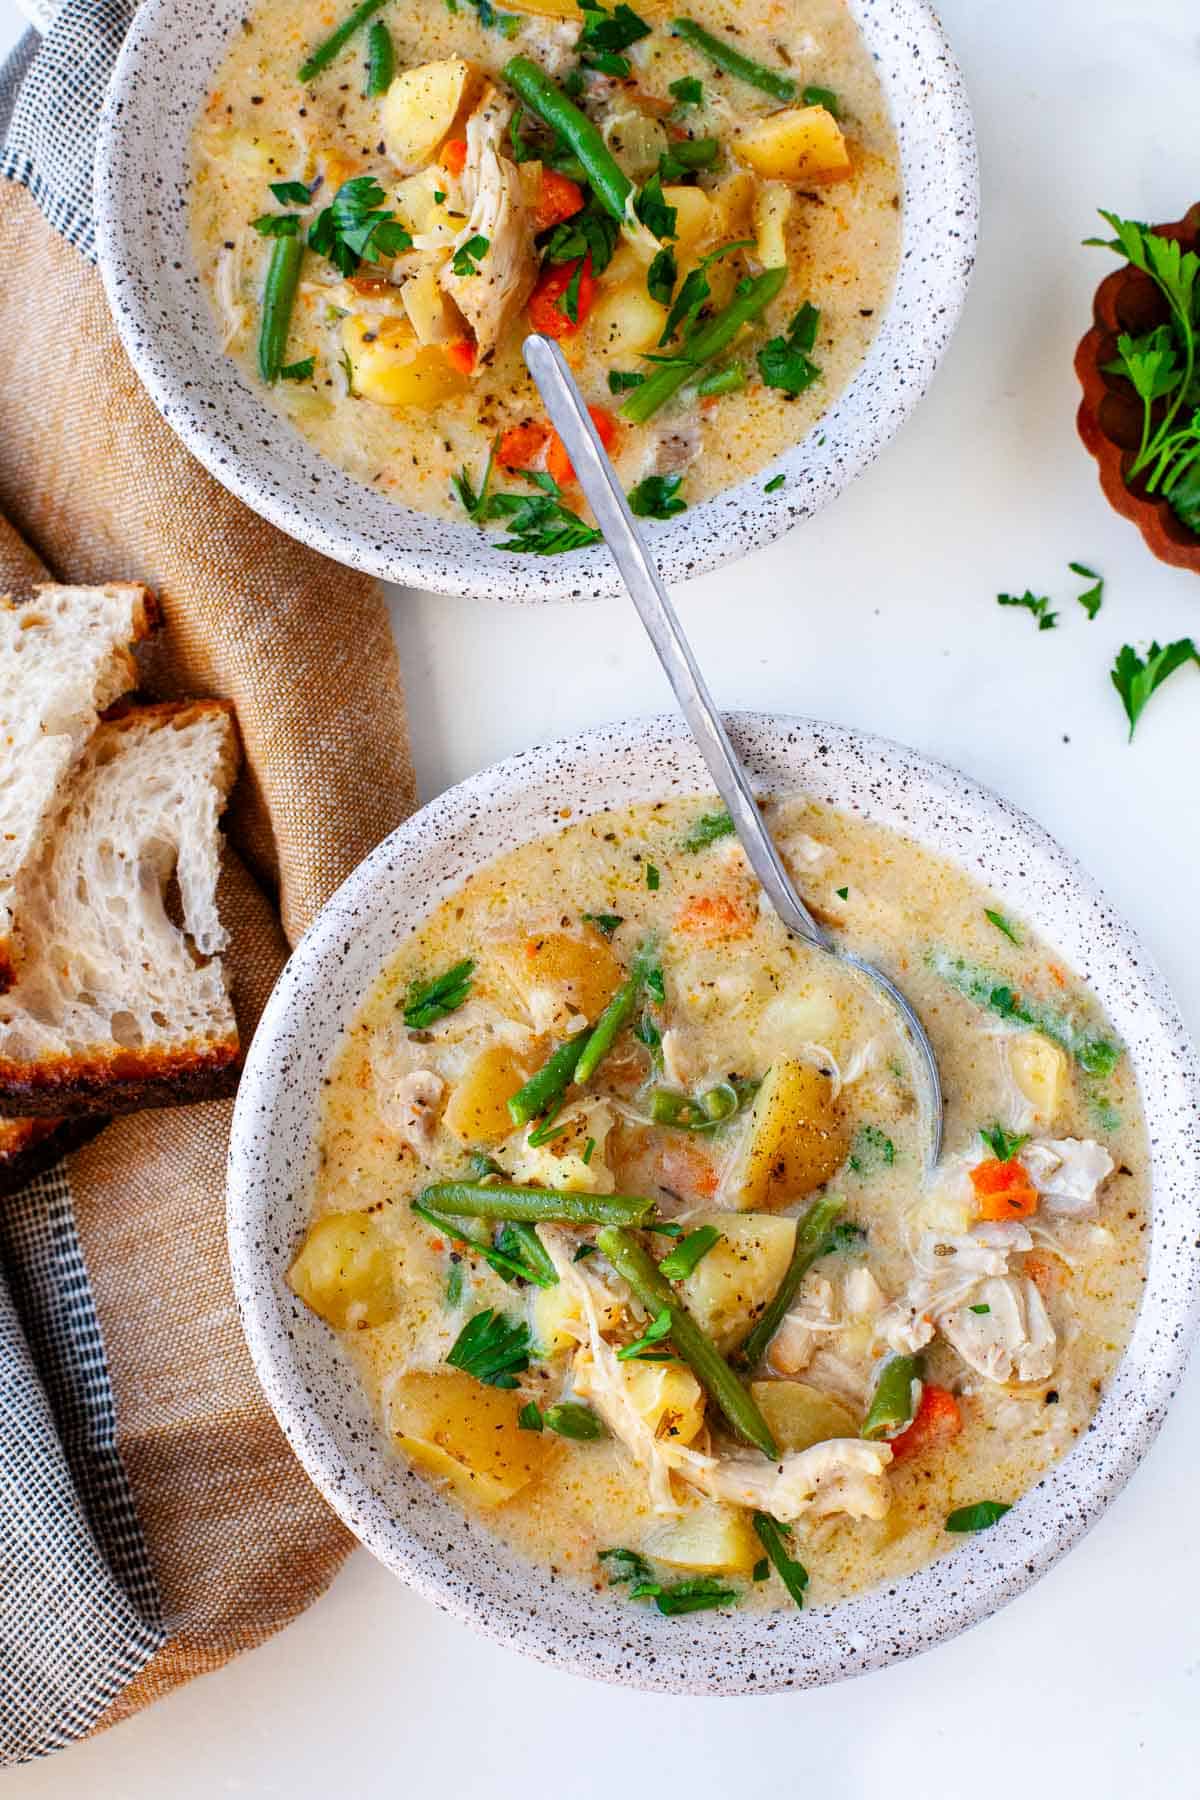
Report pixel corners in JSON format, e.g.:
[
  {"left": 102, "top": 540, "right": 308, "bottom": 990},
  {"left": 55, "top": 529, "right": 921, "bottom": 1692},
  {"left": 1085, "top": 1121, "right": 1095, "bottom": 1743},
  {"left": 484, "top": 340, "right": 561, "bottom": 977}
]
[
  {"left": 753, "top": 180, "right": 793, "bottom": 268},
  {"left": 444, "top": 1043, "right": 530, "bottom": 1145},
  {"left": 751, "top": 1379, "right": 858, "bottom": 1451},
  {"left": 1009, "top": 1033, "right": 1068, "bottom": 1124},
  {"left": 733, "top": 105, "right": 852, "bottom": 184},
  {"left": 679, "top": 1212, "right": 796, "bottom": 1351},
  {"left": 390, "top": 1371, "right": 553, "bottom": 1506},
  {"left": 506, "top": 1102, "right": 616, "bottom": 1194},
  {"left": 393, "top": 166, "right": 460, "bottom": 243},
  {"left": 708, "top": 169, "right": 756, "bottom": 238},
  {"left": 493, "top": 930, "right": 623, "bottom": 1026},
  {"left": 530, "top": 1269, "right": 624, "bottom": 1355},
  {"left": 342, "top": 315, "right": 469, "bottom": 409},
  {"left": 731, "top": 1057, "right": 848, "bottom": 1210},
  {"left": 381, "top": 58, "right": 475, "bottom": 173},
  {"left": 401, "top": 261, "right": 466, "bottom": 344},
  {"left": 661, "top": 184, "right": 712, "bottom": 253},
  {"left": 589, "top": 283, "right": 668, "bottom": 356},
  {"left": 646, "top": 1504, "right": 758, "bottom": 1574},
  {"left": 622, "top": 1359, "right": 705, "bottom": 1444},
  {"left": 288, "top": 1211, "right": 396, "bottom": 1330}
]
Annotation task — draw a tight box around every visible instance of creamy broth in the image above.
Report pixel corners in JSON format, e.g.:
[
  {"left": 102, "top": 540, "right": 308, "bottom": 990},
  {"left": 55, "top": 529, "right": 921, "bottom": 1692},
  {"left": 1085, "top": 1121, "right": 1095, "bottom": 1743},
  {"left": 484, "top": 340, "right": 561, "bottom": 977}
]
[
  {"left": 191, "top": 0, "right": 899, "bottom": 538},
  {"left": 291, "top": 797, "right": 1147, "bottom": 1616}
]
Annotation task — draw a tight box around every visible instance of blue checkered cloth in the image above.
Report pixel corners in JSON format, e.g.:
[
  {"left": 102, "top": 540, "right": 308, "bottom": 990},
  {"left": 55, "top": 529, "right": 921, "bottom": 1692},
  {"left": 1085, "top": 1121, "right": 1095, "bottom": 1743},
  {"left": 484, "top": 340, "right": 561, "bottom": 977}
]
[{"left": 0, "top": 0, "right": 166, "bottom": 1765}]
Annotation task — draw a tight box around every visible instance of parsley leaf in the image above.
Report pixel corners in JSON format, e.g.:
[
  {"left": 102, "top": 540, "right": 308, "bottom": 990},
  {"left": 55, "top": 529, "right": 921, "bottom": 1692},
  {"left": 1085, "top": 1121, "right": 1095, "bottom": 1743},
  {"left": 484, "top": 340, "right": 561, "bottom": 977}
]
[
  {"left": 670, "top": 74, "right": 703, "bottom": 106},
  {"left": 252, "top": 213, "right": 300, "bottom": 237},
  {"left": 984, "top": 907, "right": 1021, "bottom": 945},
  {"left": 764, "top": 472, "right": 786, "bottom": 493},
  {"left": 451, "top": 233, "right": 490, "bottom": 277},
  {"left": 616, "top": 1307, "right": 673, "bottom": 1360},
  {"left": 821, "top": 1219, "right": 868, "bottom": 1256},
  {"left": 997, "top": 589, "right": 1057, "bottom": 631},
  {"left": 1111, "top": 638, "right": 1199, "bottom": 739},
  {"left": 466, "top": 0, "right": 521, "bottom": 33},
  {"left": 486, "top": 491, "right": 603, "bottom": 555},
  {"left": 751, "top": 1512, "right": 809, "bottom": 1607},
  {"left": 577, "top": 0, "right": 650, "bottom": 55},
  {"left": 969, "top": 1303, "right": 991, "bottom": 1315},
  {"left": 658, "top": 136, "right": 720, "bottom": 183},
  {"left": 945, "top": 1500, "right": 1011, "bottom": 1533},
  {"left": 645, "top": 862, "right": 660, "bottom": 891},
  {"left": 979, "top": 1122, "right": 1030, "bottom": 1162},
  {"left": 544, "top": 201, "right": 620, "bottom": 276},
  {"left": 629, "top": 473, "right": 687, "bottom": 519},
  {"left": 557, "top": 257, "right": 586, "bottom": 323},
  {"left": 518, "top": 1401, "right": 544, "bottom": 1431},
  {"left": 608, "top": 369, "right": 645, "bottom": 393},
  {"left": 270, "top": 179, "right": 312, "bottom": 205},
  {"left": 452, "top": 441, "right": 497, "bottom": 523},
  {"left": 682, "top": 809, "right": 734, "bottom": 850},
  {"left": 446, "top": 1309, "right": 531, "bottom": 1388},
  {"left": 582, "top": 911, "right": 623, "bottom": 936},
  {"left": 634, "top": 172, "right": 677, "bottom": 242},
  {"left": 634, "top": 1576, "right": 737, "bottom": 1616},
  {"left": 658, "top": 240, "right": 753, "bottom": 348},
  {"left": 757, "top": 300, "right": 822, "bottom": 395},
  {"left": 543, "top": 1401, "right": 607, "bottom": 1439},
  {"left": 647, "top": 246, "right": 677, "bottom": 306},
  {"left": 308, "top": 176, "right": 413, "bottom": 276},
  {"left": 279, "top": 357, "right": 316, "bottom": 381},
  {"left": 403, "top": 957, "right": 475, "bottom": 1028},
  {"left": 848, "top": 1124, "right": 894, "bottom": 1175},
  {"left": 658, "top": 1225, "right": 721, "bottom": 1279},
  {"left": 598, "top": 1546, "right": 654, "bottom": 1584}
]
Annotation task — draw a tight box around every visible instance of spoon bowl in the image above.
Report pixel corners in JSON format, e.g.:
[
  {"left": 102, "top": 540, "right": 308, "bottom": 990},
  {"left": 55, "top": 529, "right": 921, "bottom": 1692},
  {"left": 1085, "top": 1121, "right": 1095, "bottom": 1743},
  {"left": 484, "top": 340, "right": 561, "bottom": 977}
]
[{"left": 523, "top": 333, "right": 944, "bottom": 1164}]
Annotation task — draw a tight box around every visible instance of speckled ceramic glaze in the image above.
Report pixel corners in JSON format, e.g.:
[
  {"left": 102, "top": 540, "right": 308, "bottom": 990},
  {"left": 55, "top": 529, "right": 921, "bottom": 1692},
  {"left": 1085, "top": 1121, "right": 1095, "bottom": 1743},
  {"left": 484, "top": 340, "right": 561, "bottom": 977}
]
[
  {"left": 94, "top": 2, "right": 977, "bottom": 601},
  {"left": 228, "top": 714, "right": 1200, "bottom": 1692}
]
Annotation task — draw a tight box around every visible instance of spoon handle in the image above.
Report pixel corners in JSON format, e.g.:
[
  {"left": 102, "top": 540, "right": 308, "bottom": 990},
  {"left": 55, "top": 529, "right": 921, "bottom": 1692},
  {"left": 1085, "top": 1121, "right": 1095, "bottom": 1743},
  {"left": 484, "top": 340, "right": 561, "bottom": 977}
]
[{"left": 523, "top": 333, "right": 828, "bottom": 950}]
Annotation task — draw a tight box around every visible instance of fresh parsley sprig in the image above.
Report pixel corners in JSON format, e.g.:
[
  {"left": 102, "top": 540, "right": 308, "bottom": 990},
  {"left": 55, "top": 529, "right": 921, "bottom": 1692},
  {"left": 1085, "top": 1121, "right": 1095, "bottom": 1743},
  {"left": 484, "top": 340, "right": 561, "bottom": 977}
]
[
  {"left": 308, "top": 176, "right": 412, "bottom": 276},
  {"left": 757, "top": 299, "right": 822, "bottom": 395},
  {"left": 1111, "top": 638, "right": 1199, "bottom": 739},
  {"left": 979, "top": 1122, "right": 1029, "bottom": 1163},
  {"left": 446, "top": 1309, "right": 532, "bottom": 1388},
  {"left": 751, "top": 1512, "right": 809, "bottom": 1607},
  {"left": 403, "top": 958, "right": 475, "bottom": 1029},
  {"left": 628, "top": 473, "right": 687, "bottom": 519},
  {"left": 997, "top": 589, "right": 1057, "bottom": 631}
]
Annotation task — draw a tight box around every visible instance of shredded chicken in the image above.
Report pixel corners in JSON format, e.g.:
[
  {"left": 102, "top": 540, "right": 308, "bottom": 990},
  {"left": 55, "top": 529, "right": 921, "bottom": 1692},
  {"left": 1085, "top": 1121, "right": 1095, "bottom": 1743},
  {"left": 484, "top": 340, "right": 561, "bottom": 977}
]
[
  {"left": 1022, "top": 1137, "right": 1114, "bottom": 1218},
  {"left": 880, "top": 1220, "right": 1057, "bottom": 1383},
  {"left": 669, "top": 1438, "right": 893, "bottom": 1523},
  {"left": 214, "top": 234, "right": 249, "bottom": 349},
  {"left": 939, "top": 1274, "right": 1056, "bottom": 1384},
  {"left": 769, "top": 1274, "right": 839, "bottom": 1374},
  {"left": 383, "top": 1069, "right": 444, "bottom": 1152},
  {"left": 439, "top": 87, "right": 537, "bottom": 362}
]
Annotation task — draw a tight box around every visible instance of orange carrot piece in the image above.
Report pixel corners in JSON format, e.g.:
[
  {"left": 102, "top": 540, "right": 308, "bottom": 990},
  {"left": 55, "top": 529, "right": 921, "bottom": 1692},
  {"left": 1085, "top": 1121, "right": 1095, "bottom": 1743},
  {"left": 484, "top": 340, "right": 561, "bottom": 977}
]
[
  {"left": 497, "top": 420, "right": 551, "bottom": 471},
  {"left": 527, "top": 254, "right": 595, "bottom": 339},
  {"left": 440, "top": 137, "right": 468, "bottom": 177},
  {"left": 545, "top": 405, "right": 618, "bottom": 486},
  {"left": 534, "top": 168, "right": 585, "bottom": 232},
  {"left": 443, "top": 338, "right": 477, "bottom": 376},
  {"left": 970, "top": 1157, "right": 1039, "bottom": 1220},
  {"left": 887, "top": 1384, "right": 962, "bottom": 1462},
  {"left": 675, "top": 892, "right": 755, "bottom": 942}
]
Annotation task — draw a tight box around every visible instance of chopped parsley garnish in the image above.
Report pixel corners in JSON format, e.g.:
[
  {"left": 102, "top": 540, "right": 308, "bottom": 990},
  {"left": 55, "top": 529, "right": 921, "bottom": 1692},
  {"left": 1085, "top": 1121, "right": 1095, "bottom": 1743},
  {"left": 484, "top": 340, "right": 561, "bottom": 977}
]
[
  {"left": 801, "top": 83, "right": 839, "bottom": 115},
  {"left": 821, "top": 1220, "right": 868, "bottom": 1256},
  {"left": 518, "top": 1400, "right": 544, "bottom": 1431},
  {"left": 544, "top": 1401, "right": 607, "bottom": 1439},
  {"left": 598, "top": 1546, "right": 654, "bottom": 1584},
  {"left": 645, "top": 862, "right": 661, "bottom": 890},
  {"left": 658, "top": 1225, "right": 721, "bottom": 1279},
  {"left": 582, "top": 1136, "right": 597, "bottom": 1165},
  {"left": 433, "top": 189, "right": 447, "bottom": 204},
  {"left": 984, "top": 907, "right": 1021, "bottom": 945},
  {"left": 659, "top": 136, "right": 720, "bottom": 183},
  {"left": 544, "top": 202, "right": 620, "bottom": 275},
  {"left": 452, "top": 454, "right": 602, "bottom": 554},
  {"left": 1070, "top": 561, "right": 1104, "bottom": 619},
  {"left": 446, "top": 1261, "right": 464, "bottom": 1307},
  {"left": 659, "top": 239, "right": 753, "bottom": 346},
  {"left": 270, "top": 180, "right": 312, "bottom": 205},
  {"left": 670, "top": 75, "right": 703, "bottom": 106},
  {"left": 632, "top": 1575, "right": 737, "bottom": 1616},
  {"left": 969, "top": 1303, "right": 991, "bottom": 1315},
  {"left": 752, "top": 1558, "right": 770, "bottom": 1582},
  {"left": 751, "top": 1512, "right": 809, "bottom": 1607},
  {"left": 945, "top": 1500, "right": 1011, "bottom": 1533},
  {"left": 979, "top": 1122, "right": 1030, "bottom": 1163},
  {"left": 696, "top": 364, "right": 744, "bottom": 397},
  {"left": 556, "top": 257, "right": 586, "bottom": 323},
  {"left": 451, "top": 233, "right": 490, "bottom": 277},
  {"left": 403, "top": 957, "right": 475, "bottom": 1029},
  {"left": 835, "top": 885, "right": 849, "bottom": 899},
  {"left": 582, "top": 911, "right": 623, "bottom": 936},
  {"left": 616, "top": 1307, "right": 673, "bottom": 1360},
  {"left": 466, "top": 0, "right": 521, "bottom": 34},
  {"left": 308, "top": 176, "right": 412, "bottom": 276},
  {"left": 997, "top": 589, "right": 1057, "bottom": 631},
  {"left": 682, "top": 809, "right": 734, "bottom": 851},
  {"left": 252, "top": 212, "right": 301, "bottom": 237},
  {"left": 629, "top": 473, "right": 687, "bottom": 519},
  {"left": 647, "top": 246, "right": 677, "bottom": 306},
  {"left": 576, "top": 0, "right": 650, "bottom": 67},
  {"left": 1111, "top": 638, "right": 1199, "bottom": 739},
  {"left": 757, "top": 300, "right": 822, "bottom": 395},
  {"left": 446, "top": 1309, "right": 531, "bottom": 1388},
  {"left": 928, "top": 948, "right": 1120, "bottom": 1076},
  {"left": 634, "top": 173, "right": 678, "bottom": 242},
  {"left": 764, "top": 472, "right": 786, "bottom": 493},
  {"left": 279, "top": 357, "right": 316, "bottom": 381},
  {"left": 608, "top": 369, "right": 645, "bottom": 394},
  {"left": 848, "top": 1124, "right": 894, "bottom": 1174}
]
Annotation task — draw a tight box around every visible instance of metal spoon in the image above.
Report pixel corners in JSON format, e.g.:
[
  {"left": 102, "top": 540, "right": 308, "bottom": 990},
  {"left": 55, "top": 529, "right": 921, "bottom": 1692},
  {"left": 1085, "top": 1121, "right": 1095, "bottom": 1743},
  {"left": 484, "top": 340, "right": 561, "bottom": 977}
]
[{"left": 522, "top": 333, "right": 944, "bottom": 1166}]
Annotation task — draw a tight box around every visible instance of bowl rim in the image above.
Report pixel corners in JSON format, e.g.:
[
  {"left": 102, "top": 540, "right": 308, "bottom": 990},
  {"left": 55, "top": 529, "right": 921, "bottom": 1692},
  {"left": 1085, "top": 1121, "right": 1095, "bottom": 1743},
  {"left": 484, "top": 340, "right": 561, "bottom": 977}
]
[
  {"left": 94, "top": 0, "right": 978, "bottom": 602},
  {"left": 228, "top": 711, "right": 1200, "bottom": 1694}
]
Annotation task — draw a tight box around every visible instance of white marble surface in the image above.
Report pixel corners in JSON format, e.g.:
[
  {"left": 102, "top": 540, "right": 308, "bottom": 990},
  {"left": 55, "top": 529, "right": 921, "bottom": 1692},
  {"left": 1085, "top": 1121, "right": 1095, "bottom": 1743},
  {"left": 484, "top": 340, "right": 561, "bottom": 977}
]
[{"left": 4, "top": 0, "right": 1200, "bottom": 1791}]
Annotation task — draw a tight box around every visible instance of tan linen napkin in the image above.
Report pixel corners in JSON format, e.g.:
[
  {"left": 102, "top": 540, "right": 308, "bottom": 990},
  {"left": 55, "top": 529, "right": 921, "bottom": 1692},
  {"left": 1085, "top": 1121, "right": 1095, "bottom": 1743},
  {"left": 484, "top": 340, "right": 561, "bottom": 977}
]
[{"left": 0, "top": 178, "right": 418, "bottom": 1728}]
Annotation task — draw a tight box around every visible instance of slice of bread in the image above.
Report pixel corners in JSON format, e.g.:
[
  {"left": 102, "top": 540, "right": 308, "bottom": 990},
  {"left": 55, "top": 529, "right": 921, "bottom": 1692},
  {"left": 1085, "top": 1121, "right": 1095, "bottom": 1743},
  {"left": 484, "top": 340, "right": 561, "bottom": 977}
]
[
  {"left": 0, "top": 1114, "right": 106, "bottom": 1196},
  {"left": 0, "top": 582, "right": 160, "bottom": 988},
  {"left": 0, "top": 699, "right": 242, "bottom": 1116}
]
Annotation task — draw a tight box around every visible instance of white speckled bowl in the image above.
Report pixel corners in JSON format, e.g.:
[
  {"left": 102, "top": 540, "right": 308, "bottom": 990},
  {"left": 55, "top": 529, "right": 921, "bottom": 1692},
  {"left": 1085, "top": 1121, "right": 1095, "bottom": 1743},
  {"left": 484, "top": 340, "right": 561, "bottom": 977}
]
[
  {"left": 228, "top": 714, "right": 1200, "bottom": 1693},
  {"left": 95, "top": 1, "right": 977, "bottom": 601}
]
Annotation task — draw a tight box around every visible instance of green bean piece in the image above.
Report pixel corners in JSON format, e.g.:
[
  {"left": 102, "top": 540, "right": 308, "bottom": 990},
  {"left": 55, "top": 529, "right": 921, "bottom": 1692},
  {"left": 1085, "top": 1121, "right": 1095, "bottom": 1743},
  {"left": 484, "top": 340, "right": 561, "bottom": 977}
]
[
  {"left": 503, "top": 56, "right": 633, "bottom": 224},
  {"left": 299, "top": 0, "right": 389, "bottom": 82},
  {"left": 735, "top": 1192, "right": 844, "bottom": 1368},
  {"left": 862, "top": 1354, "right": 922, "bottom": 1441},
  {"left": 573, "top": 975, "right": 639, "bottom": 1086},
  {"left": 257, "top": 234, "right": 305, "bottom": 384},
  {"left": 412, "top": 1200, "right": 557, "bottom": 1287},
  {"left": 621, "top": 268, "right": 787, "bottom": 425},
  {"left": 696, "top": 364, "right": 745, "bottom": 398},
  {"left": 417, "top": 1182, "right": 656, "bottom": 1227},
  {"left": 364, "top": 19, "right": 395, "bottom": 96},
  {"left": 670, "top": 18, "right": 796, "bottom": 101},
  {"left": 597, "top": 1226, "right": 778, "bottom": 1459},
  {"left": 508, "top": 1035, "right": 587, "bottom": 1126}
]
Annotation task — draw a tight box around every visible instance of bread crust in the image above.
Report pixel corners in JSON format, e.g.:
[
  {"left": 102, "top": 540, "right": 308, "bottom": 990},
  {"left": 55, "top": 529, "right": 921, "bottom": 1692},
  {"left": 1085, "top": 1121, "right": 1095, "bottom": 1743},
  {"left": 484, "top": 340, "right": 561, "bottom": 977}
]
[
  {"left": 0, "top": 1036, "right": 242, "bottom": 1117},
  {"left": 0, "top": 1115, "right": 107, "bottom": 1195}
]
